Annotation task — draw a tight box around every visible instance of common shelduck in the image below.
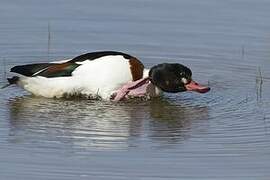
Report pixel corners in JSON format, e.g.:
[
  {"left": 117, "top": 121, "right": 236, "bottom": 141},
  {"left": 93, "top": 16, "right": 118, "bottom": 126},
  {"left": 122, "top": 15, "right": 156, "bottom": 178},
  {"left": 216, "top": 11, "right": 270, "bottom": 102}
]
[{"left": 5, "top": 51, "right": 210, "bottom": 101}]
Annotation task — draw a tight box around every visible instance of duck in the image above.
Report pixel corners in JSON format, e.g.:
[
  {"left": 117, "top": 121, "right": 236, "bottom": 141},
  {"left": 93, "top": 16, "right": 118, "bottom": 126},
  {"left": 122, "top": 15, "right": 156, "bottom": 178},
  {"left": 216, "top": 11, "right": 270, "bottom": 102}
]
[{"left": 6, "top": 51, "right": 210, "bottom": 101}]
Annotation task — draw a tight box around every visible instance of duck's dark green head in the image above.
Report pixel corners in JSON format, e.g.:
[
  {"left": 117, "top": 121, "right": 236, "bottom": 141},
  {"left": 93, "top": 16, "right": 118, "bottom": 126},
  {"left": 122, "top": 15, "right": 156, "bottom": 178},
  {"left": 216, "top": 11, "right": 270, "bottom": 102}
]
[{"left": 149, "top": 63, "right": 210, "bottom": 93}]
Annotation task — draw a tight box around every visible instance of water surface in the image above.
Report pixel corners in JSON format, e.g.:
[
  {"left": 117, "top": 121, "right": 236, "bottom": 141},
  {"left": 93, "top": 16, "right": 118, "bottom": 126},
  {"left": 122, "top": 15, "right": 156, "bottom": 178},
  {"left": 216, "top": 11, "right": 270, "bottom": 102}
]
[{"left": 1, "top": 0, "right": 270, "bottom": 179}]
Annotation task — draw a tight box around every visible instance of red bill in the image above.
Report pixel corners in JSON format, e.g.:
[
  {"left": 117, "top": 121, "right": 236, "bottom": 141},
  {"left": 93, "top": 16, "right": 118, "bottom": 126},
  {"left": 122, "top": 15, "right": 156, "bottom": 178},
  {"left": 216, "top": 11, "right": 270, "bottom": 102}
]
[{"left": 185, "top": 80, "right": 210, "bottom": 93}]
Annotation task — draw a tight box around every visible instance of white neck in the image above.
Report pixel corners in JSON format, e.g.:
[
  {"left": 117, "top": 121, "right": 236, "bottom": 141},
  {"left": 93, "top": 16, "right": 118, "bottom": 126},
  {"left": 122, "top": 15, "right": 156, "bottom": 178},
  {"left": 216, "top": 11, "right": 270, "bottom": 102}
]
[{"left": 143, "top": 68, "right": 150, "bottom": 78}]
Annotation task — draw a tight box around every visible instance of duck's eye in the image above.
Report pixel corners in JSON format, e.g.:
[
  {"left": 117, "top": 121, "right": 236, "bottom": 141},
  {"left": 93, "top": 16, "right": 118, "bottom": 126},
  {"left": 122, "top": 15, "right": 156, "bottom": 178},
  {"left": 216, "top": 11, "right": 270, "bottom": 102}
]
[
  {"left": 181, "top": 77, "right": 188, "bottom": 84},
  {"left": 180, "top": 72, "right": 185, "bottom": 76}
]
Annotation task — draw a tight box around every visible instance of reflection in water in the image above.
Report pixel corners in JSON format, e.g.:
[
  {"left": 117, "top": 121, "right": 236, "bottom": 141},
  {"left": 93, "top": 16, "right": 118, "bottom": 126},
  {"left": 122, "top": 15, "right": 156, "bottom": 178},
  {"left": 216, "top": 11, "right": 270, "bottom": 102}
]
[{"left": 8, "top": 96, "right": 209, "bottom": 150}]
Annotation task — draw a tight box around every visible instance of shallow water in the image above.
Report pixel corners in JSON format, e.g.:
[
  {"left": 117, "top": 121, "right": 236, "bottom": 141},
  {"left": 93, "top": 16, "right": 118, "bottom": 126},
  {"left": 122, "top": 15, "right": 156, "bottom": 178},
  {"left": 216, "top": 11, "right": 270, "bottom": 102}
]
[{"left": 1, "top": 0, "right": 270, "bottom": 179}]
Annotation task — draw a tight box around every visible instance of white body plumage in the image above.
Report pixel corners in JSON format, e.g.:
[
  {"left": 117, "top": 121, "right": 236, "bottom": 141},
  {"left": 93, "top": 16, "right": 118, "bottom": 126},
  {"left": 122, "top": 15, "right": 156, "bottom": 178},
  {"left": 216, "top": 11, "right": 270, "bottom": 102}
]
[{"left": 17, "top": 55, "right": 135, "bottom": 100}]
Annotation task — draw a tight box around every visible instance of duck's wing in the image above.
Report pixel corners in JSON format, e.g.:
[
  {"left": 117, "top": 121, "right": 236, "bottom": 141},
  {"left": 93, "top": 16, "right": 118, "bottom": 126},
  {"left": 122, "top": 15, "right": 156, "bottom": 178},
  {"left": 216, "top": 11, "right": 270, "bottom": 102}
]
[
  {"left": 11, "top": 63, "right": 52, "bottom": 77},
  {"left": 11, "top": 62, "right": 81, "bottom": 78}
]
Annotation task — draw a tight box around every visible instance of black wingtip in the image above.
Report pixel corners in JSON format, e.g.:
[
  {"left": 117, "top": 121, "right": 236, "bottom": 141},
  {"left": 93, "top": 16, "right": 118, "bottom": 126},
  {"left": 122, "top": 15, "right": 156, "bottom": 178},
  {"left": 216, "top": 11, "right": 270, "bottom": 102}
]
[
  {"left": 10, "top": 65, "right": 32, "bottom": 76},
  {"left": 10, "top": 65, "right": 19, "bottom": 73},
  {"left": 10, "top": 64, "right": 52, "bottom": 77}
]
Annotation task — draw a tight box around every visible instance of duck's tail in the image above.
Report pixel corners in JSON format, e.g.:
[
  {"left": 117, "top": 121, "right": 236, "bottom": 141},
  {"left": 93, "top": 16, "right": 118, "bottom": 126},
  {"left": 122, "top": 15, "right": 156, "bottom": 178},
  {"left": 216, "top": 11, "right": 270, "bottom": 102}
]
[{"left": 1, "top": 76, "right": 19, "bottom": 89}]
